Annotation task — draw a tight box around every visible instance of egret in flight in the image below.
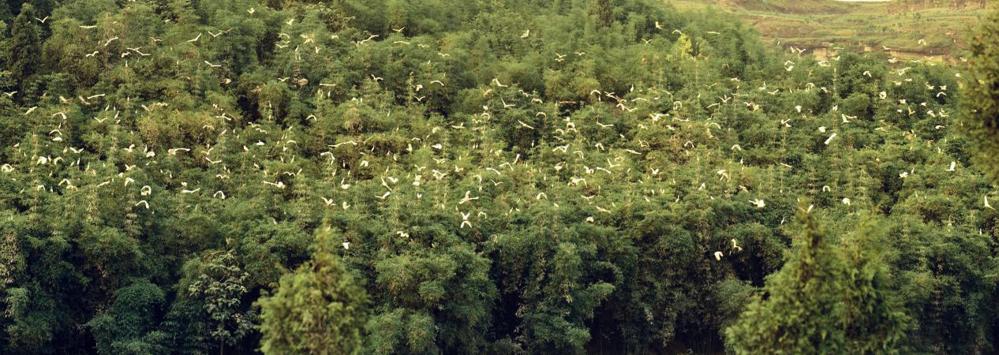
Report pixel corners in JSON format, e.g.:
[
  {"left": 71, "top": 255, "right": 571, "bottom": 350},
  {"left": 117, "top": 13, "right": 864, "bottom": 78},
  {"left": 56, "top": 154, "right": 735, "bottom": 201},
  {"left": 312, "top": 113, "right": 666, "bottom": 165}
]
[
  {"left": 460, "top": 212, "right": 472, "bottom": 229},
  {"left": 824, "top": 133, "right": 837, "bottom": 145}
]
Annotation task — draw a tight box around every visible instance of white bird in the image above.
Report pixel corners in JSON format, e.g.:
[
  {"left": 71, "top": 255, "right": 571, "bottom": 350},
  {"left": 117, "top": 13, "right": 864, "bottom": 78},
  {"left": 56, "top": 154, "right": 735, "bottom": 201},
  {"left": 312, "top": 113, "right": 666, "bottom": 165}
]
[
  {"left": 947, "top": 161, "right": 956, "bottom": 172},
  {"left": 187, "top": 33, "right": 202, "bottom": 43},
  {"left": 520, "top": 30, "right": 530, "bottom": 38},
  {"left": 204, "top": 60, "right": 222, "bottom": 68},
  {"left": 824, "top": 133, "right": 837, "bottom": 145},
  {"left": 459, "top": 191, "right": 479, "bottom": 205},
  {"left": 460, "top": 212, "right": 472, "bottom": 229},
  {"left": 262, "top": 181, "right": 286, "bottom": 189},
  {"left": 135, "top": 200, "right": 149, "bottom": 209},
  {"left": 842, "top": 198, "right": 851, "bottom": 206},
  {"left": 129, "top": 47, "right": 150, "bottom": 56},
  {"left": 731, "top": 239, "right": 743, "bottom": 253},
  {"left": 749, "top": 199, "right": 766, "bottom": 209},
  {"left": 377, "top": 191, "right": 391, "bottom": 200},
  {"left": 321, "top": 197, "right": 334, "bottom": 206},
  {"left": 35, "top": 16, "right": 49, "bottom": 23},
  {"left": 713, "top": 251, "right": 724, "bottom": 261},
  {"left": 342, "top": 241, "right": 350, "bottom": 250},
  {"left": 168, "top": 148, "right": 190, "bottom": 155}
]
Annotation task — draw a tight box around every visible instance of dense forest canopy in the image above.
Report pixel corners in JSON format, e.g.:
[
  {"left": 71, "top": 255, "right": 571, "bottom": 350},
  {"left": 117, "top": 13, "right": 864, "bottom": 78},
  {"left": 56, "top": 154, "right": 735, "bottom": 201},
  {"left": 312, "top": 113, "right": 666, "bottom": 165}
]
[{"left": 0, "top": 0, "right": 997, "bottom": 353}]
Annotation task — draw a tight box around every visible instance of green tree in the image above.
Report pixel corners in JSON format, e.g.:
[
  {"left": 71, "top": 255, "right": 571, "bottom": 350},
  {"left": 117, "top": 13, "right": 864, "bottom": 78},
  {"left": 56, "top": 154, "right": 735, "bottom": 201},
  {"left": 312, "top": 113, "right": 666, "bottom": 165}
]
[
  {"left": 588, "top": 0, "right": 614, "bottom": 28},
  {"left": 186, "top": 250, "right": 255, "bottom": 354},
  {"left": 86, "top": 280, "right": 169, "bottom": 355},
  {"left": 961, "top": 6, "right": 999, "bottom": 180},
  {"left": 258, "top": 232, "right": 369, "bottom": 355},
  {"left": 725, "top": 210, "right": 908, "bottom": 354},
  {"left": 5, "top": 3, "right": 40, "bottom": 91}
]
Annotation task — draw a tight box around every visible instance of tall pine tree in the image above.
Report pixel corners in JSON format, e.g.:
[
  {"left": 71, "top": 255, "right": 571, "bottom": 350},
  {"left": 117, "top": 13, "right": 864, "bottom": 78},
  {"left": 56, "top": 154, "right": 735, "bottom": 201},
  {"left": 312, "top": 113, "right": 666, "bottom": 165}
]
[
  {"left": 961, "top": 5, "right": 999, "bottom": 180},
  {"left": 6, "top": 3, "right": 39, "bottom": 92},
  {"left": 257, "top": 231, "right": 368, "bottom": 355},
  {"left": 725, "top": 209, "right": 908, "bottom": 354}
]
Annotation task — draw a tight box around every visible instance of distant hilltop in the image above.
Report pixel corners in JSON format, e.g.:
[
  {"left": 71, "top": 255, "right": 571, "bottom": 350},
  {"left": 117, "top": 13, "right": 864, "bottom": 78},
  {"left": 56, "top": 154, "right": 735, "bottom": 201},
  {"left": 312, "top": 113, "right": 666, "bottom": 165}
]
[
  {"left": 670, "top": 0, "right": 990, "bottom": 59},
  {"left": 682, "top": 0, "right": 986, "bottom": 13}
]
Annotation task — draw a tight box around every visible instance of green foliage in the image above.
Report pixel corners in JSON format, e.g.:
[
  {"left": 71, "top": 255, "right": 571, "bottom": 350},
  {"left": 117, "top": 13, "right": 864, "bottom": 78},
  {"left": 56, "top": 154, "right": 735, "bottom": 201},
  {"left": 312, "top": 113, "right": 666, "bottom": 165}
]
[
  {"left": 0, "top": 0, "right": 995, "bottom": 354},
  {"left": 963, "top": 7, "right": 999, "bottom": 181},
  {"left": 725, "top": 210, "right": 908, "bottom": 354},
  {"left": 6, "top": 3, "right": 40, "bottom": 93},
  {"left": 185, "top": 249, "right": 256, "bottom": 351},
  {"left": 86, "top": 280, "right": 169, "bottom": 355},
  {"left": 258, "top": 230, "right": 368, "bottom": 355}
]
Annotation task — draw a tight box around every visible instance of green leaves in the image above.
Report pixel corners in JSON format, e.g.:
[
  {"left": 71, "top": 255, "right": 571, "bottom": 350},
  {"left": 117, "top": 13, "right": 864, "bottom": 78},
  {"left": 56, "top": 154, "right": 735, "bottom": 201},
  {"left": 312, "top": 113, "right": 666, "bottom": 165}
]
[
  {"left": 962, "top": 7, "right": 999, "bottom": 181},
  {"left": 725, "top": 211, "right": 908, "bottom": 355},
  {"left": 185, "top": 250, "right": 255, "bottom": 348},
  {"left": 0, "top": 0, "right": 994, "bottom": 353},
  {"left": 258, "top": 231, "right": 368, "bottom": 355}
]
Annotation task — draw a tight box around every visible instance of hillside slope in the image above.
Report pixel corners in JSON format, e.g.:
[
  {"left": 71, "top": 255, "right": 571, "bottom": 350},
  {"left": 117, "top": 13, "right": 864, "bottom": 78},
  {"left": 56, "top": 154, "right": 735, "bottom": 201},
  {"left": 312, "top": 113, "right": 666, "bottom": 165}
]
[{"left": 0, "top": 0, "right": 996, "bottom": 354}]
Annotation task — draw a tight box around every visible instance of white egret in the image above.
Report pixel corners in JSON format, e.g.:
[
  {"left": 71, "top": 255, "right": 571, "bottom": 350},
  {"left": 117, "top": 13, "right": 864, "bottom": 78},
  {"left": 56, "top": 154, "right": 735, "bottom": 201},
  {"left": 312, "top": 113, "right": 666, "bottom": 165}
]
[
  {"left": 460, "top": 212, "right": 471, "bottom": 228},
  {"left": 824, "top": 133, "right": 837, "bottom": 145}
]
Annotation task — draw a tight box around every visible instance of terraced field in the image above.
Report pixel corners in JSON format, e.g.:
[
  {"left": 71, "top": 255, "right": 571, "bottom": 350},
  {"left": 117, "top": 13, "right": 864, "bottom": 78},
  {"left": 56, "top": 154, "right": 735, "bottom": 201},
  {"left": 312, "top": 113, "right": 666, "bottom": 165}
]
[{"left": 669, "top": 0, "right": 988, "bottom": 60}]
